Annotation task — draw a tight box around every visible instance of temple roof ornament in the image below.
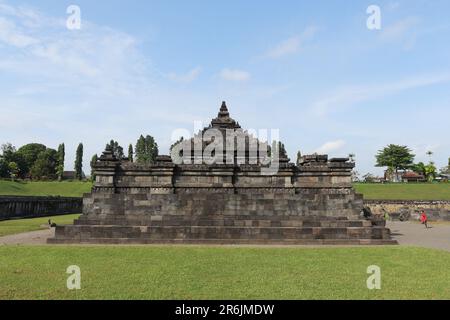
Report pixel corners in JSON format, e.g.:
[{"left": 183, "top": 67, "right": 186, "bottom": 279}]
[{"left": 210, "top": 101, "right": 241, "bottom": 130}]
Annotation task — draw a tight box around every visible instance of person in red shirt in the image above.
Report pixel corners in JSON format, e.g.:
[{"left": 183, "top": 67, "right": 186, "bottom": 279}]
[{"left": 420, "top": 211, "right": 429, "bottom": 229}]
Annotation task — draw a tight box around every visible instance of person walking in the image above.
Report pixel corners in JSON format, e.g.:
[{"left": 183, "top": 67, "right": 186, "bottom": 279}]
[{"left": 420, "top": 211, "right": 429, "bottom": 229}]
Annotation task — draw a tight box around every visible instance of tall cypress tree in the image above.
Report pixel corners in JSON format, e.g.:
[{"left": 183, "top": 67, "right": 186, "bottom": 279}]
[
  {"left": 74, "top": 143, "right": 83, "bottom": 180},
  {"left": 135, "top": 135, "right": 158, "bottom": 164},
  {"left": 135, "top": 135, "right": 146, "bottom": 163},
  {"left": 57, "top": 143, "right": 65, "bottom": 181},
  {"left": 128, "top": 144, "right": 134, "bottom": 162},
  {"left": 90, "top": 154, "right": 98, "bottom": 181},
  {"left": 106, "top": 140, "right": 124, "bottom": 159},
  {"left": 296, "top": 151, "right": 302, "bottom": 166}
]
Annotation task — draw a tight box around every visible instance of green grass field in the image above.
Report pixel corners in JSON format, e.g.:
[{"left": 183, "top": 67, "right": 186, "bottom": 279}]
[
  {"left": 1, "top": 180, "right": 449, "bottom": 200},
  {"left": 0, "top": 246, "right": 449, "bottom": 300},
  {"left": 0, "top": 214, "right": 80, "bottom": 237},
  {"left": 354, "top": 183, "right": 450, "bottom": 200},
  {"left": 0, "top": 180, "right": 92, "bottom": 197}
]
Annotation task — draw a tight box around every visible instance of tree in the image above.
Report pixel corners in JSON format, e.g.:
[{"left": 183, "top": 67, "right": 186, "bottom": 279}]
[
  {"left": 56, "top": 143, "right": 65, "bottom": 181},
  {"left": 363, "top": 173, "right": 375, "bottom": 183},
  {"left": 375, "top": 144, "right": 415, "bottom": 181},
  {"left": 424, "top": 162, "right": 437, "bottom": 182},
  {"left": 15, "top": 143, "right": 47, "bottom": 177},
  {"left": 0, "top": 158, "right": 7, "bottom": 178},
  {"left": 412, "top": 162, "right": 427, "bottom": 177},
  {"left": 8, "top": 162, "right": 19, "bottom": 181},
  {"left": 30, "top": 149, "right": 58, "bottom": 180},
  {"left": 1, "top": 143, "right": 26, "bottom": 178},
  {"left": 90, "top": 154, "right": 98, "bottom": 181},
  {"left": 135, "top": 135, "right": 159, "bottom": 164},
  {"left": 413, "top": 160, "right": 438, "bottom": 182},
  {"left": 0, "top": 144, "right": 16, "bottom": 178},
  {"left": 106, "top": 140, "right": 124, "bottom": 159},
  {"left": 74, "top": 143, "right": 84, "bottom": 180},
  {"left": 1, "top": 143, "right": 16, "bottom": 161},
  {"left": 296, "top": 151, "right": 302, "bottom": 166},
  {"left": 128, "top": 144, "right": 134, "bottom": 162},
  {"left": 278, "top": 142, "right": 287, "bottom": 158},
  {"left": 267, "top": 141, "right": 287, "bottom": 158},
  {"left": 441, "top": 158, "right": 450, "bottom": 174}
]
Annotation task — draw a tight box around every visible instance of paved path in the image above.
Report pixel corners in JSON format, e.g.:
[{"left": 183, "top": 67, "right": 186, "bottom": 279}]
[
  {"left": 0, "top": 229, "right": 54, "bottom": 245},
  {"left": 388, "top": 221, "right": 450, "bottom": 252},
  {"left": 1, "top": 222, "right": 449, "bottom": 252}
]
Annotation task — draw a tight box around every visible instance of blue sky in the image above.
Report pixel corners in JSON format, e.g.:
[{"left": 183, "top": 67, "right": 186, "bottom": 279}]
[{"left": 0, "top": 0, "right": 449, "bottom": 175}]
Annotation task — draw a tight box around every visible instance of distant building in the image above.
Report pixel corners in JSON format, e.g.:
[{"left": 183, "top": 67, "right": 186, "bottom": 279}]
[
  {"left": 401, "top": 171, "right": 425, "bottom": 183},
  {"left": 62, "top": 171, "right": 86, "bottom": 180},
  {"left": 384, "top": 170, "right": 403, "bottom": 183},
  {"left": 371, "top": 177, "right": 386, "bottom": 183},
  {"left": 436, "top": 174, "right": 450, "bottom": 182},
  {"left": 383, "top": 170, "right": 425, "bottom": 183}
]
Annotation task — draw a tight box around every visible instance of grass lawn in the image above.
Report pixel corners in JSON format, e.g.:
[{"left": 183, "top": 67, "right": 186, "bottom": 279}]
[
  {"left": 1, "top": 180, "right": 449, "bottom": 201},
  {"left": 0, "top": 214, "right": 80, "bottom": 237},
  {"left": 354, "top": 183, "right": 450, "bottom": 200},
  {"left": 0, "top": 180, "right": 92, "bottom": 197},
  {"left": 0, "top": 246, "right": 449, "bottom": 300}
]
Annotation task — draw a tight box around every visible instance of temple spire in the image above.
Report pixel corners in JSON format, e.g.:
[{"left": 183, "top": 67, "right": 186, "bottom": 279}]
[
  {"left": 218, "top": 101, "right": 230, "bottom": 118},
  {"left": 210, "top": 100, "right": 241, "bottom": 129}
]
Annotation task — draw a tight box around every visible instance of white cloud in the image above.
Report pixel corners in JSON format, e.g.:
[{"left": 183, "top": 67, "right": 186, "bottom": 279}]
[
  {"left": 0, "top": 8, "right": 150, "bottom": 97},
  {"left": 219, "top": 68, "right": 251, "bottom": 82},
  {"left": 0, "top": 1, "right": 159, "bottom": 168},
  {"left": 264, "top": 26, "right": 317, "bottom": 59},
  {"left": 0, "top": 17, "right": 38, "bottom": 47},
  {"left": 380, "top": 16, "right": 420, "bottom": 49},
  {"left": 167, "top": 67, "right": 202, "bottom": 83},
  {"left": 315, "top": 140, "right": 346, "bottom": 154},
  {"left": 311, "top": 73, "right": 450, "bottom": 116},
  {"left": 387, "top": 2, "right": 401, "bottom": 11}
]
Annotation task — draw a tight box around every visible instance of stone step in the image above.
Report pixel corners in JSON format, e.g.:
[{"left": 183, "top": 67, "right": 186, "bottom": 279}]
[
  {"left": 75, "top": 218, "right": 371, "bottom": 228},
  {"left": 48, "top": 237, "right": 398, "bottom": 245},
  {"left": 74, "top": 214, "right": 372, "bottom": 227},
  {"left": 54, "top": 225, "right": 390, "bottom": 241}
]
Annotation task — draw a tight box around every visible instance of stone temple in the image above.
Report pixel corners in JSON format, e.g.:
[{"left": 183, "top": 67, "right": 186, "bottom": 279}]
[{"left": 49, "top": 102, "right": 396, "bottom": 245}]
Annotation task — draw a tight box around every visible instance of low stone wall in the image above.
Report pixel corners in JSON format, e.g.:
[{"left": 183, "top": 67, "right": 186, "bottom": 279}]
[
  {"left": 0, "top": 196, "right": 82, "bottom": 221},
  {"left": 364, "top": 200, "right": 450, "bottom": 221}
]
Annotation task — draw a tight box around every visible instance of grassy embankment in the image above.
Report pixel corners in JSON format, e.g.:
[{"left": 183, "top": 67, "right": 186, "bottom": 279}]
[
  {"left": 0, "top": 180, "right": 92, "bottom": 197},
  {"left": 1, "top": 180, "right": 449, "bottom": 200},
  {"left": 354, "top": 183, "right": 450, "bottom": 200},
  {"left": 0, "top": 214, "right": 81, "bottom": 237}
]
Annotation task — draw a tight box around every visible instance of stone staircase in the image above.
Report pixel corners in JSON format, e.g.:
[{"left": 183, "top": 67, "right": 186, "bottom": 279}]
[{"left": 48, "top": 214, "right": 396, "bottom": 245}]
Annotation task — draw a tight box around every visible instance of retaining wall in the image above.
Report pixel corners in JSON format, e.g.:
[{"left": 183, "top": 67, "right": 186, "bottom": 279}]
[
  {"left": 0, "top": 196, "right": 82, "bottom": 221},
  {"left": 364, "top": 200, "right": 450, "bottom": 221}
]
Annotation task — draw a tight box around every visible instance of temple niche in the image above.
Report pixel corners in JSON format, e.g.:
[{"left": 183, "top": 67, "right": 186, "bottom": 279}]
[{"left": 49, "top": 102, "right": 396, "bottom": 245}]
